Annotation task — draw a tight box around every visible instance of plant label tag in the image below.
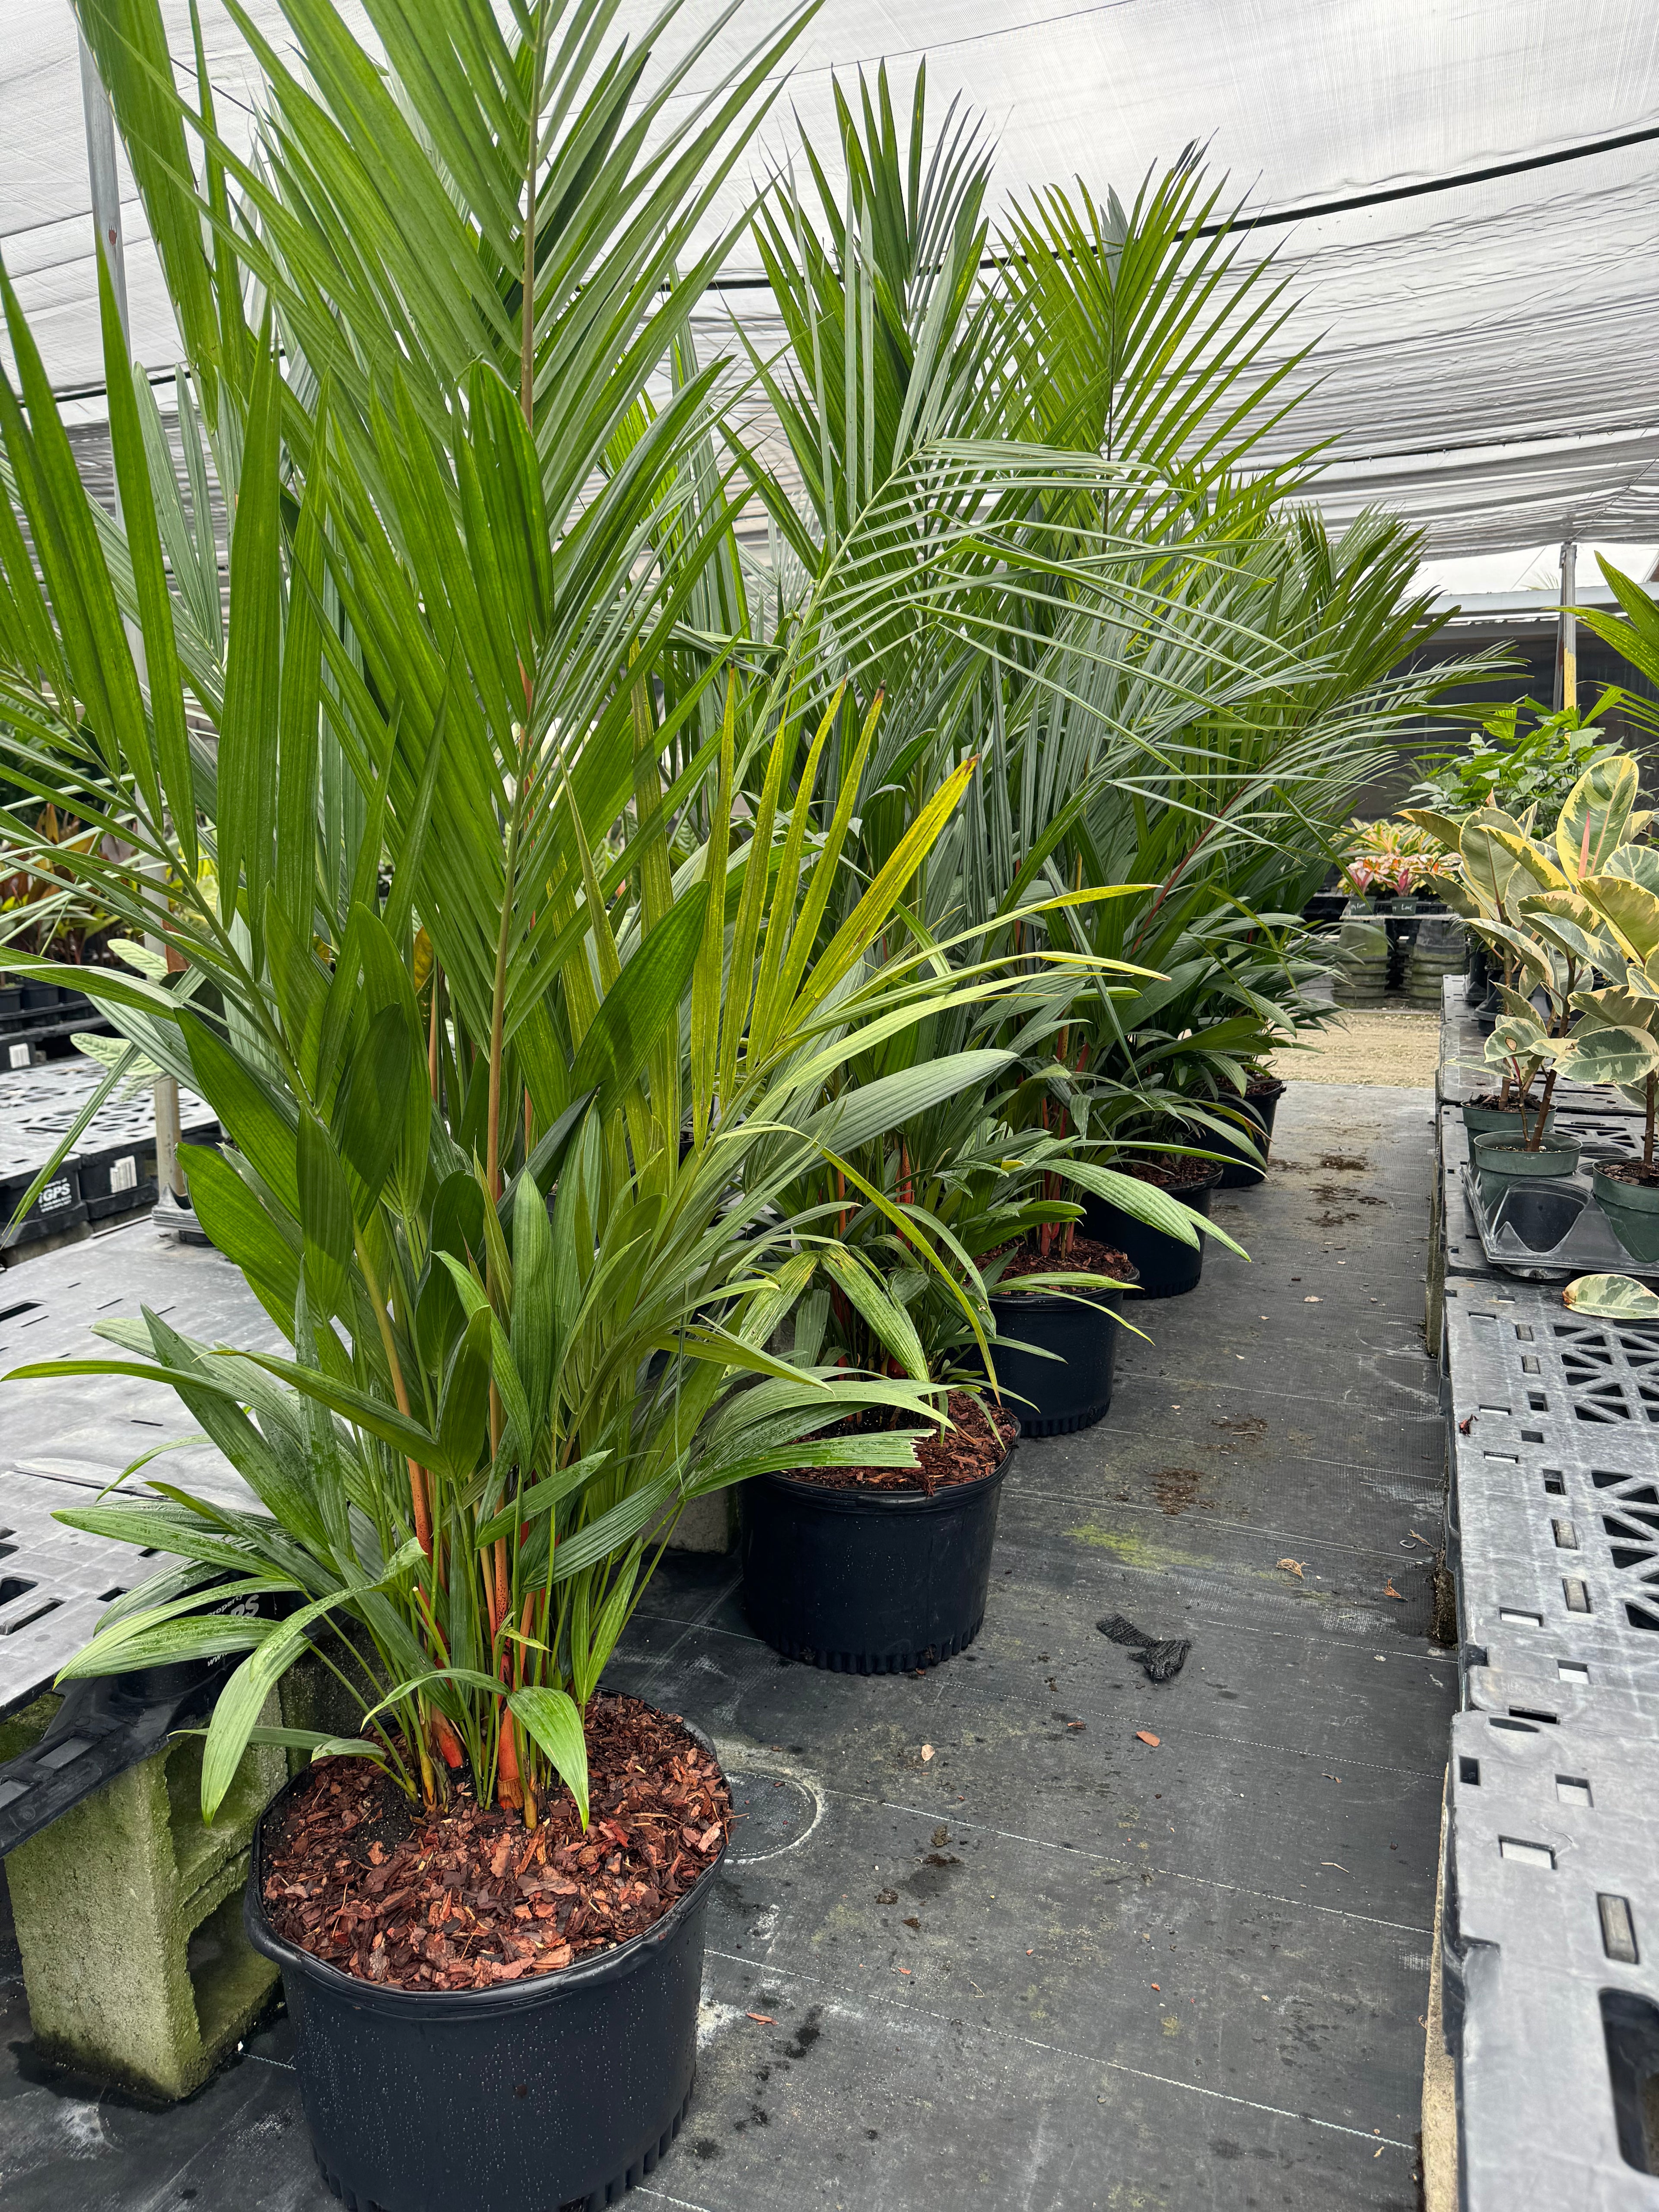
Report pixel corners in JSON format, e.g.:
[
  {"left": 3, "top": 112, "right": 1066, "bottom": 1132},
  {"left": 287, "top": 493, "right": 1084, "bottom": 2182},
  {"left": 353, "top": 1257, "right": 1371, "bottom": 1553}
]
[
  {"left": 110, "top": 1155, "right": 138, "bottom": 1192},
  {"left": 8, "top": 1045, "right": 27, "bottom": 1069}
]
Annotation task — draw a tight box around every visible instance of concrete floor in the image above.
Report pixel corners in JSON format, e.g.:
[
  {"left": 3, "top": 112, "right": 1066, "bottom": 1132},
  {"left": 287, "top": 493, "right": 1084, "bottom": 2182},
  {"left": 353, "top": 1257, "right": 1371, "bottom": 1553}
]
[{"left": 0, "top": 1083, "right": 1451, "bottom": 2212}]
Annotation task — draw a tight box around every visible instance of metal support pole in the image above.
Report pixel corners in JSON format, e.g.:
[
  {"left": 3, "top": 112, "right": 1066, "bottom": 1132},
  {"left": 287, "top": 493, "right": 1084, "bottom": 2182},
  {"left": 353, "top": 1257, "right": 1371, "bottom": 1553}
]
[
  {"left": 1558, "top": 540, "right": 1578, "bottom": 719},
  {"left": 78, "top": 31, "right": 186, "bottom": 1208},
  {"left": 77, "top": 32, "right": 130, "bottom": 335}
]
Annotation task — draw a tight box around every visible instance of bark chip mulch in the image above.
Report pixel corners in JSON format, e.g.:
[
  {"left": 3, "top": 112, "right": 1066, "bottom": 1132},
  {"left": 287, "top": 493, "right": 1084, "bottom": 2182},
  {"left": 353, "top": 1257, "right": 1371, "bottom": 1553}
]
[
  {"left": 1120, "top": 1153, "right": 1218, "bottom": 1190},
  {"left": 261, "top": 1694, "right": 730, "bottom": 1992},
  {"left": 1597, "top": 1162, "right": 1659, "bottom": 1189},
  {"left": 786, "top": 1387, "right": 1017, "bottom": 1495},
  {"left": 990, "top": 1234, "right": 1136, "bottom": 1286}
]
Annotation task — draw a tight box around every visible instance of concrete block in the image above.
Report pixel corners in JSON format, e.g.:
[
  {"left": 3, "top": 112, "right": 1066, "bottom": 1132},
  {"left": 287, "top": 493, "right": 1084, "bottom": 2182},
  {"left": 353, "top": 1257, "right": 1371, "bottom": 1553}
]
[
  {"left": 2, "top": 1697, "right": 284, "bottom": 2101},
  {"left": 667, "top": 1487, "right": 738, "bottom": 1554}
]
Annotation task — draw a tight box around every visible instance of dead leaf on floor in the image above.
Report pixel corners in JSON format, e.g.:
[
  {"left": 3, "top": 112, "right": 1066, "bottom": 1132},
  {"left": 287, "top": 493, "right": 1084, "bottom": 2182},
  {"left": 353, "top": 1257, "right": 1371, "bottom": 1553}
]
[
  {"left": 747, "top": 2012, "right": 777, "bottom": 2024},
  {"left": 1385, "top": 1580, "right": 1405, "bottom": 1601},
  {"left": 1277, "top": 1558, "right": 1306, "bottom": 1578},
  {"left": 921, "top": 1743, "right": 934, "bottom": 1762},
  {"left": 1303, "top": 1295, "right": 1322, "bottom": 1303},
  {"left": 1135, "top": 1730, "right": 1161, "bottom": 1747}
]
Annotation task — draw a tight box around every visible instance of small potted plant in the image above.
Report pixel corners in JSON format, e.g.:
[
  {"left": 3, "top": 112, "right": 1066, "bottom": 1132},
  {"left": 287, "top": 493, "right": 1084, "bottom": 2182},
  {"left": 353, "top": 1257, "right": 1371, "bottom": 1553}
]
[
  {"left": 1470, "top": 1007, "right": 1580, "bottom": 1198},
  {"left": 1335, "top": 817, "right": 1459, "bottom": 1002}
]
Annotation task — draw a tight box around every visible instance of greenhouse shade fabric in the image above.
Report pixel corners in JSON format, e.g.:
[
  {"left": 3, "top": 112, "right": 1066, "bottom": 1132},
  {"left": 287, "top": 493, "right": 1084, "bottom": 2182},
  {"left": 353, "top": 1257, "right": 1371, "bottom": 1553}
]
[{"left": 1, "top": 0, "right": 1656, "bottom": 554}]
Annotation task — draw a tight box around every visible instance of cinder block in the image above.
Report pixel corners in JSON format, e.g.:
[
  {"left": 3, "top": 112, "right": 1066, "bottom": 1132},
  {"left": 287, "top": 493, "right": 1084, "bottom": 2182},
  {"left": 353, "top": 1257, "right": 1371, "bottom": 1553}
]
[
  {"left": 667, "top": 1487, "right": 738, "bottom": 1554},
  {"left": 2, "top": 1697, "right": 284, "bottom": 2101}
]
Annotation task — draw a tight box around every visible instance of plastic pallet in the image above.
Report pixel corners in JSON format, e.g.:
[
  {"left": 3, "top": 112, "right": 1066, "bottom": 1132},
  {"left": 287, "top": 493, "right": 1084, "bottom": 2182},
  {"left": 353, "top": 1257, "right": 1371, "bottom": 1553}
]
[
  {"left": 1446, "top": 1279, "right": 1659, "bottom": 1437},
  {"left": 0, "top": 1468, "right": 162, "bottom": 1723},
  {"left": 1463, "top": 1630, "right": 1659, "bottom": 1738},
  {"left": 1444, "top": 1707, "right": 1659, "bottom": 2204},
  {"left": 0, "top": 1061, "right": 217, "bottom": 1230},
  {"left": 1444, "top": 1282, "right": 1659, "bottom": 1658},
  {"left": 1437, "top": 1111, "right": 1495, "bottom": 1284}
]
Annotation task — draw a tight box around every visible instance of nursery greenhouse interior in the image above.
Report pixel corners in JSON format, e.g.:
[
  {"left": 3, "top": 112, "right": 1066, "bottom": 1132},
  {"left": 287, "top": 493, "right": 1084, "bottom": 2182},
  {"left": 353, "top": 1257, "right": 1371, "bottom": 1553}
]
[{"left": 2, "top": 3, "right": 1659, "bottom": 2209}]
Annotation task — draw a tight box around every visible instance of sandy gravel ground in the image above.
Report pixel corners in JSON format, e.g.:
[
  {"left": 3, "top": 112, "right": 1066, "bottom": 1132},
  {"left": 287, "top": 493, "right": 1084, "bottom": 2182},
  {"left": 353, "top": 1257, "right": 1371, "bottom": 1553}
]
[{"left": 1272, "top": 1007, "right": 1440, "bottom": 1088}]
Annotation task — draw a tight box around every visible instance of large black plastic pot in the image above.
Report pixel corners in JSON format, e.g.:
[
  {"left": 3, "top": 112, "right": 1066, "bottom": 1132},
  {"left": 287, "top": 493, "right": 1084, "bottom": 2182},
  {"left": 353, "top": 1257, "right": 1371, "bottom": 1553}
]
[
  {"left": 245, "top": 1752, "right": 724, "bottom": 2212},
  {"left": 739, "top": 1430, "right": 1016, "bottom": 1672},
  {"left": 987, "top": 1268, "right": 1136, "bottom": 1433},
  {"left": 1084, "top": 1165, "right": 1222, "bottom": 1299},
  {"left": 1210, "top": 1081, "right": 1285, "bottom": 1190}
]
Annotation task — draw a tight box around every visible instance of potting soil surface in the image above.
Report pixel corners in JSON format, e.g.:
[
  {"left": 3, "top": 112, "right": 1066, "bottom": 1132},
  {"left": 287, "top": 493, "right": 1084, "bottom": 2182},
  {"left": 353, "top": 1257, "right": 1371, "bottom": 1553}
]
[{"left": 0, "top": 1083, "right": 1449, "bottom": 2211}]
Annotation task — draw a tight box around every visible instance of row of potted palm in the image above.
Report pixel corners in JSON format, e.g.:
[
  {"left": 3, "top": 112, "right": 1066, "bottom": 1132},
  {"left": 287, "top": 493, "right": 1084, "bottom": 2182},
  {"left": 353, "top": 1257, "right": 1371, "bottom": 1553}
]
[{"left": 0, "top": 1, "right": 1471, "bottom": 2201}]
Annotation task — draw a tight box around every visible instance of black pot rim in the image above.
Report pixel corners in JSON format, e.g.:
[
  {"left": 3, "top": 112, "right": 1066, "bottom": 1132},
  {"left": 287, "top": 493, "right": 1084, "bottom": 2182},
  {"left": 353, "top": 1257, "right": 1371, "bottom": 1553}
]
[
  {"left": 245, "top": 1713, "right": 727, "bottom": 2019},
  {"left": 1242, "top": 1077, "right": 1287, "bottom": 1101},
  {"left": 756, "top": 1427, "right": 1019, "bottom": 1513}
]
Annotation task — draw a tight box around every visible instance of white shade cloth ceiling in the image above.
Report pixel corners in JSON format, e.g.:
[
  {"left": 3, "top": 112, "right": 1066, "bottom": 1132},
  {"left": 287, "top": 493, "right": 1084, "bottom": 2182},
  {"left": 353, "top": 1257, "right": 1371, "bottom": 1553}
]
[{"left": 2, "top": 0, "right": 1657, "bottom": 557}]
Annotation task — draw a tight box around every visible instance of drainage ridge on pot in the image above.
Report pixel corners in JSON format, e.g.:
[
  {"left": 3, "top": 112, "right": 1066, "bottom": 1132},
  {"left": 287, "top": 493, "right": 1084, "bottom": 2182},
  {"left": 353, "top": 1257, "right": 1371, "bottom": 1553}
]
[
  {"left": 244, "top": 1723, "right": 727, "bottom": 2212},
  {"left": 987, "top": 1261, "right": 1138, "bottom": 1433},
  {"left": 739, "top": 1424, "right": 1017, "bottom": 1675}
]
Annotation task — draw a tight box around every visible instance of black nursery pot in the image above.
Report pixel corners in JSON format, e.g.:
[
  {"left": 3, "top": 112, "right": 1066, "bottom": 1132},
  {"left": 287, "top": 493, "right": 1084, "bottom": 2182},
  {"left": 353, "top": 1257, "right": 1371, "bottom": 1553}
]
[
  {"left": 1210, "top": 1081, "right": 1285, "bottom": 1190},
  {"left": 739, "top": 1430, "right": 1016, "bottom": 1673},
  {"left": 245, "top": 1757, "right": 725, "bottom": 2212},
  {"left": 1084, "top": 1164, "right": 1223, "bottom": 1298},
  {"left": 988, "top": 1267, "right": 1137, "bottom": 1434}
]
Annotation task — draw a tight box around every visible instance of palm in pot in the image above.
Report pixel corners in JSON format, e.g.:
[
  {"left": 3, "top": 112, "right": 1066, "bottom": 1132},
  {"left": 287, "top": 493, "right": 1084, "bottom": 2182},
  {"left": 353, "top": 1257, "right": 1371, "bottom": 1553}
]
[{"left": 0, "top": 0, "right": 1172, "bottom": 2193}]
